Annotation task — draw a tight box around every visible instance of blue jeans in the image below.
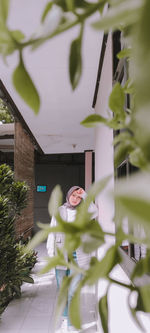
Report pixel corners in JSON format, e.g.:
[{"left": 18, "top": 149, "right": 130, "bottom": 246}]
[
  {"left": 55, "top": 268, "right": 69, "bottom": 317},
  {"left": 55, "top": 253, "right": 82, "bottom": 326}
]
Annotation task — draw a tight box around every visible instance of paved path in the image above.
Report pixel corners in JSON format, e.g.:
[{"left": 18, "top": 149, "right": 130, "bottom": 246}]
[{"left": 0, "top": 243, "right": 98, "bottom": 333}]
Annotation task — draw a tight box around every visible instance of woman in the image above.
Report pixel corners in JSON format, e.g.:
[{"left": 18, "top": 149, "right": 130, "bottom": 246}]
[{"left": 46, "top": 186, "right": 98, "bottom": 332}]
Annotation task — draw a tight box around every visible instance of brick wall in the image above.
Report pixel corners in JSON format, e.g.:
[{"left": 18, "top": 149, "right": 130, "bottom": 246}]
[{"left": 14, "top": 121, "right": 35, "bottom": 239}]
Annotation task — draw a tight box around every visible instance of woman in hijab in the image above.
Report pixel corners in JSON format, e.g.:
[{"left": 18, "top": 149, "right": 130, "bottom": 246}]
[{"left": 46, "top": 186, "right": 98, "bottom": 332}]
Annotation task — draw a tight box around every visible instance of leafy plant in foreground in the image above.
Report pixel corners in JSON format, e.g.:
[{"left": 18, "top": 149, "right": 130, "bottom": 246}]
[
  {"left": 27, "top": 172, "right": 150, "bottom": 332},
  {"left": 1, "top": 0, "right": 150, "bottom": 331}
]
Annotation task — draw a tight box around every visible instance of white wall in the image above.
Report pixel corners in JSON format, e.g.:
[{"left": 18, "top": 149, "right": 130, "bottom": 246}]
[{"left": 94, "top": 33, "right": 150, "bottom": 332}]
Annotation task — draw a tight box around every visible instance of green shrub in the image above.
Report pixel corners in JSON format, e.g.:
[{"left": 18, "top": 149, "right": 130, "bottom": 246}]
[
  {"left": 0, "top": 164, "right": 36, "bottom": 315},
  {"left": 0, "top": 98, "right": 14, "bottom": 124},
  {"left": 15, "top": 240, "right": 37, "bottom": 271}
]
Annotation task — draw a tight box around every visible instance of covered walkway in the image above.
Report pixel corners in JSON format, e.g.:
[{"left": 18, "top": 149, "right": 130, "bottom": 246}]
[{"left": 0, "top": 243, "right": 98, "bottom": 333}]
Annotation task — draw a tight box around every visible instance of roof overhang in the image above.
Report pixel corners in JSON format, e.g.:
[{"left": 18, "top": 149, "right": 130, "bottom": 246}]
[{"left": 0, "top": 1, "right": 103, "bottom": 154}]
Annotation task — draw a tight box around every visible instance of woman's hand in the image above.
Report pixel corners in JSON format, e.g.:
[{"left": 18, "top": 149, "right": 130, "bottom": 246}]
[{"left": 76, "top": 188, "right": 85, "bottom": 198}]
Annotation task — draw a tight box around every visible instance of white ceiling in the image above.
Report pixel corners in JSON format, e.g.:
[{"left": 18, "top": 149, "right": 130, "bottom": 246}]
[{"left": 0, "top": 0, "right": 103, "bottom": 154}]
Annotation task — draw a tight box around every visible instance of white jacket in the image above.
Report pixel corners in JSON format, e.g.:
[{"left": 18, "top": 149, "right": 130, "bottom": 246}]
[{"left": 46, "top": 196, "right": 98, "bottom": 270}]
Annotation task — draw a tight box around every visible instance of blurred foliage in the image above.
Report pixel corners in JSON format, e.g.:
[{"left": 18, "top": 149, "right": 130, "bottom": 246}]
[
  {"left": 0, "top": 164, "right": 36, "bottom": 315},
  {"left": 28, "top": 177, "right": 150, "bottom": 332},
  {"left": 0, "top": 98, "right": 14, "bottom": 123},
  {"left": 1, "top": 0, "right": 150, "bottom": 332}
]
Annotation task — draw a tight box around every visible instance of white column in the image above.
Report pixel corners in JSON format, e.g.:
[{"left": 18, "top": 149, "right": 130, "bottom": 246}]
[
  {"left": 95, "top": 33, "right": 115, "bottom": 236},
  {"left": 94, "top": 33, "right": 115, "bottom": 332}
]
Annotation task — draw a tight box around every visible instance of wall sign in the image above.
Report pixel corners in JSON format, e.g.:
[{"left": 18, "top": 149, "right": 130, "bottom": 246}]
[{"left": 37, "top": 185, "right": 47, "bottom": 192}]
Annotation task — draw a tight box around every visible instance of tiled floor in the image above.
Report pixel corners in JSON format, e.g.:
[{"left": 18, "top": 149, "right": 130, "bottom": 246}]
[{"left": 0, "top": 243, "right": 98, "bottom": 333}]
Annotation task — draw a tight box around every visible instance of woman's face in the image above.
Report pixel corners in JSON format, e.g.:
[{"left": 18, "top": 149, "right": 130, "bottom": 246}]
[{"left": 69, "top": 190, "right": 82, "bottom": 207}]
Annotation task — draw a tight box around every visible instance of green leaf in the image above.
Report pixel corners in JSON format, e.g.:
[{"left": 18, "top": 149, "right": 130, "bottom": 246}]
[
  {"left": 69, "top": 26, "right": 83, "bottom": 89},
  {"left": 10, "top": 30, "right": 25, "bottom": 42},
  {"left": 86, "top": 175, "right": 111, "bottom": 203},
  {"left": 55, "top": 276, "right": 73, "bottom": 327},
  {"left": 117, "top": 48, "right": 132, "bottom": 59},
  {"left": 69, "top": 281, "right": 82, "bottom": 329},
  {"left": 19, "top": 268, "right": 30, "bottom": 276},
  {"left": 128, "top": 292, "right": 145, "bottom": 332},
  {"left": 81, "top": 114, "right": 108, "bottom": 128},
  {"left": 99, "top": 289, "right": 109, "bottom": 333},
  {"left": 64, "top": 234, "right": 81, "bottom": 254},
  {"left": 0, "top": 0, "right": 10, "bottom": 25},
  {"left": 75, "top": 175, "right": 111, "bottom": 227},
  {"left": 37, "top": 222, "right": 52, "bottom": 229},
  {"left": 123, "top": 79, "right": 135, "bottom": 94},
  {"left": 82, "top": 236, "right": 104, "bottom": 253},
  {"left": 54, "top": 0, "right": 92, "bottom": 11},
  {"left": 92, "top": 0, "right": 142, "bottom": 32},
  {"left": 26, "top": 229, "right": 50, "bottom": 251},
  {"left": 131, "top": 252, "right": 150, "bottom": 281},
  {"left": 55, "top": 214, "right": 81, "bottom": 233},
  {"left": 81, "top": 112, "right": 126, "bottom": 130},
  {"left": 67, "top": 260, "right": 85, "bottom": 275},
  {"left": 86, "top": 246, "right": 121, "bottom": 285},
  {"left": 113, "top": 131, "right": 133, "bottom": 146},
  {"left": 133, "top": 109, "right": 150, "bottom": 162},
  {"left": 107, "top": 118, "right": 125, "bottom": 130},
  {"left": 65, "top": 0, "right": 75, "bottom": 12},
  {"left": 80, "top": 221, "right": 105, "bottom": 252},
  {"left": 12, "top": 53, "right": 40, "bottom": 114},
  {"left": 13, "top": 285, "right": 21, "bottom": 296},
  {"left": 39, "top": 255, "right": 66, "bottom": 274},
  {"left": 138, "top": 0, "right": 150, "bottom": 54},
  {"left": 129, "top": 148, "right": 148, "bottom": 170},
  {"left": 37, "top": 223, "right": 63, "bottom": 234},
  {"left": 98, "top": 3, "right": 105, "bottom": 15},
  {"left": 86, "top": 220, "right": 104, "bottom": 239},
  {"left": 48, "top": 185, "right": 63, "bottom": 217},
  {"left": 0, "top": 29, "right": 16, "bottom": 56},
  {"left": 115, "top": 172, "right": 150, "bottom": 229},
  {"left": 109, "top": 83, "right": 125, "bottom": 117},
  {"left": 41, "top": 2, "right": 53, "bottom": 22},
  {"left": 22, "top": 276, "right": 34, "bottom": 284},
  {"left": 114, "top": 140, "right": 134, "bottom": 168},
  {"left": 52, "top": 0, "right": 67, "bottom": 12},
  {"left": 75, "top": 0, "right": 94, "bottom": 9},
  {"left": 136, "top": 285, "right": 150, "bottom": 313}
]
